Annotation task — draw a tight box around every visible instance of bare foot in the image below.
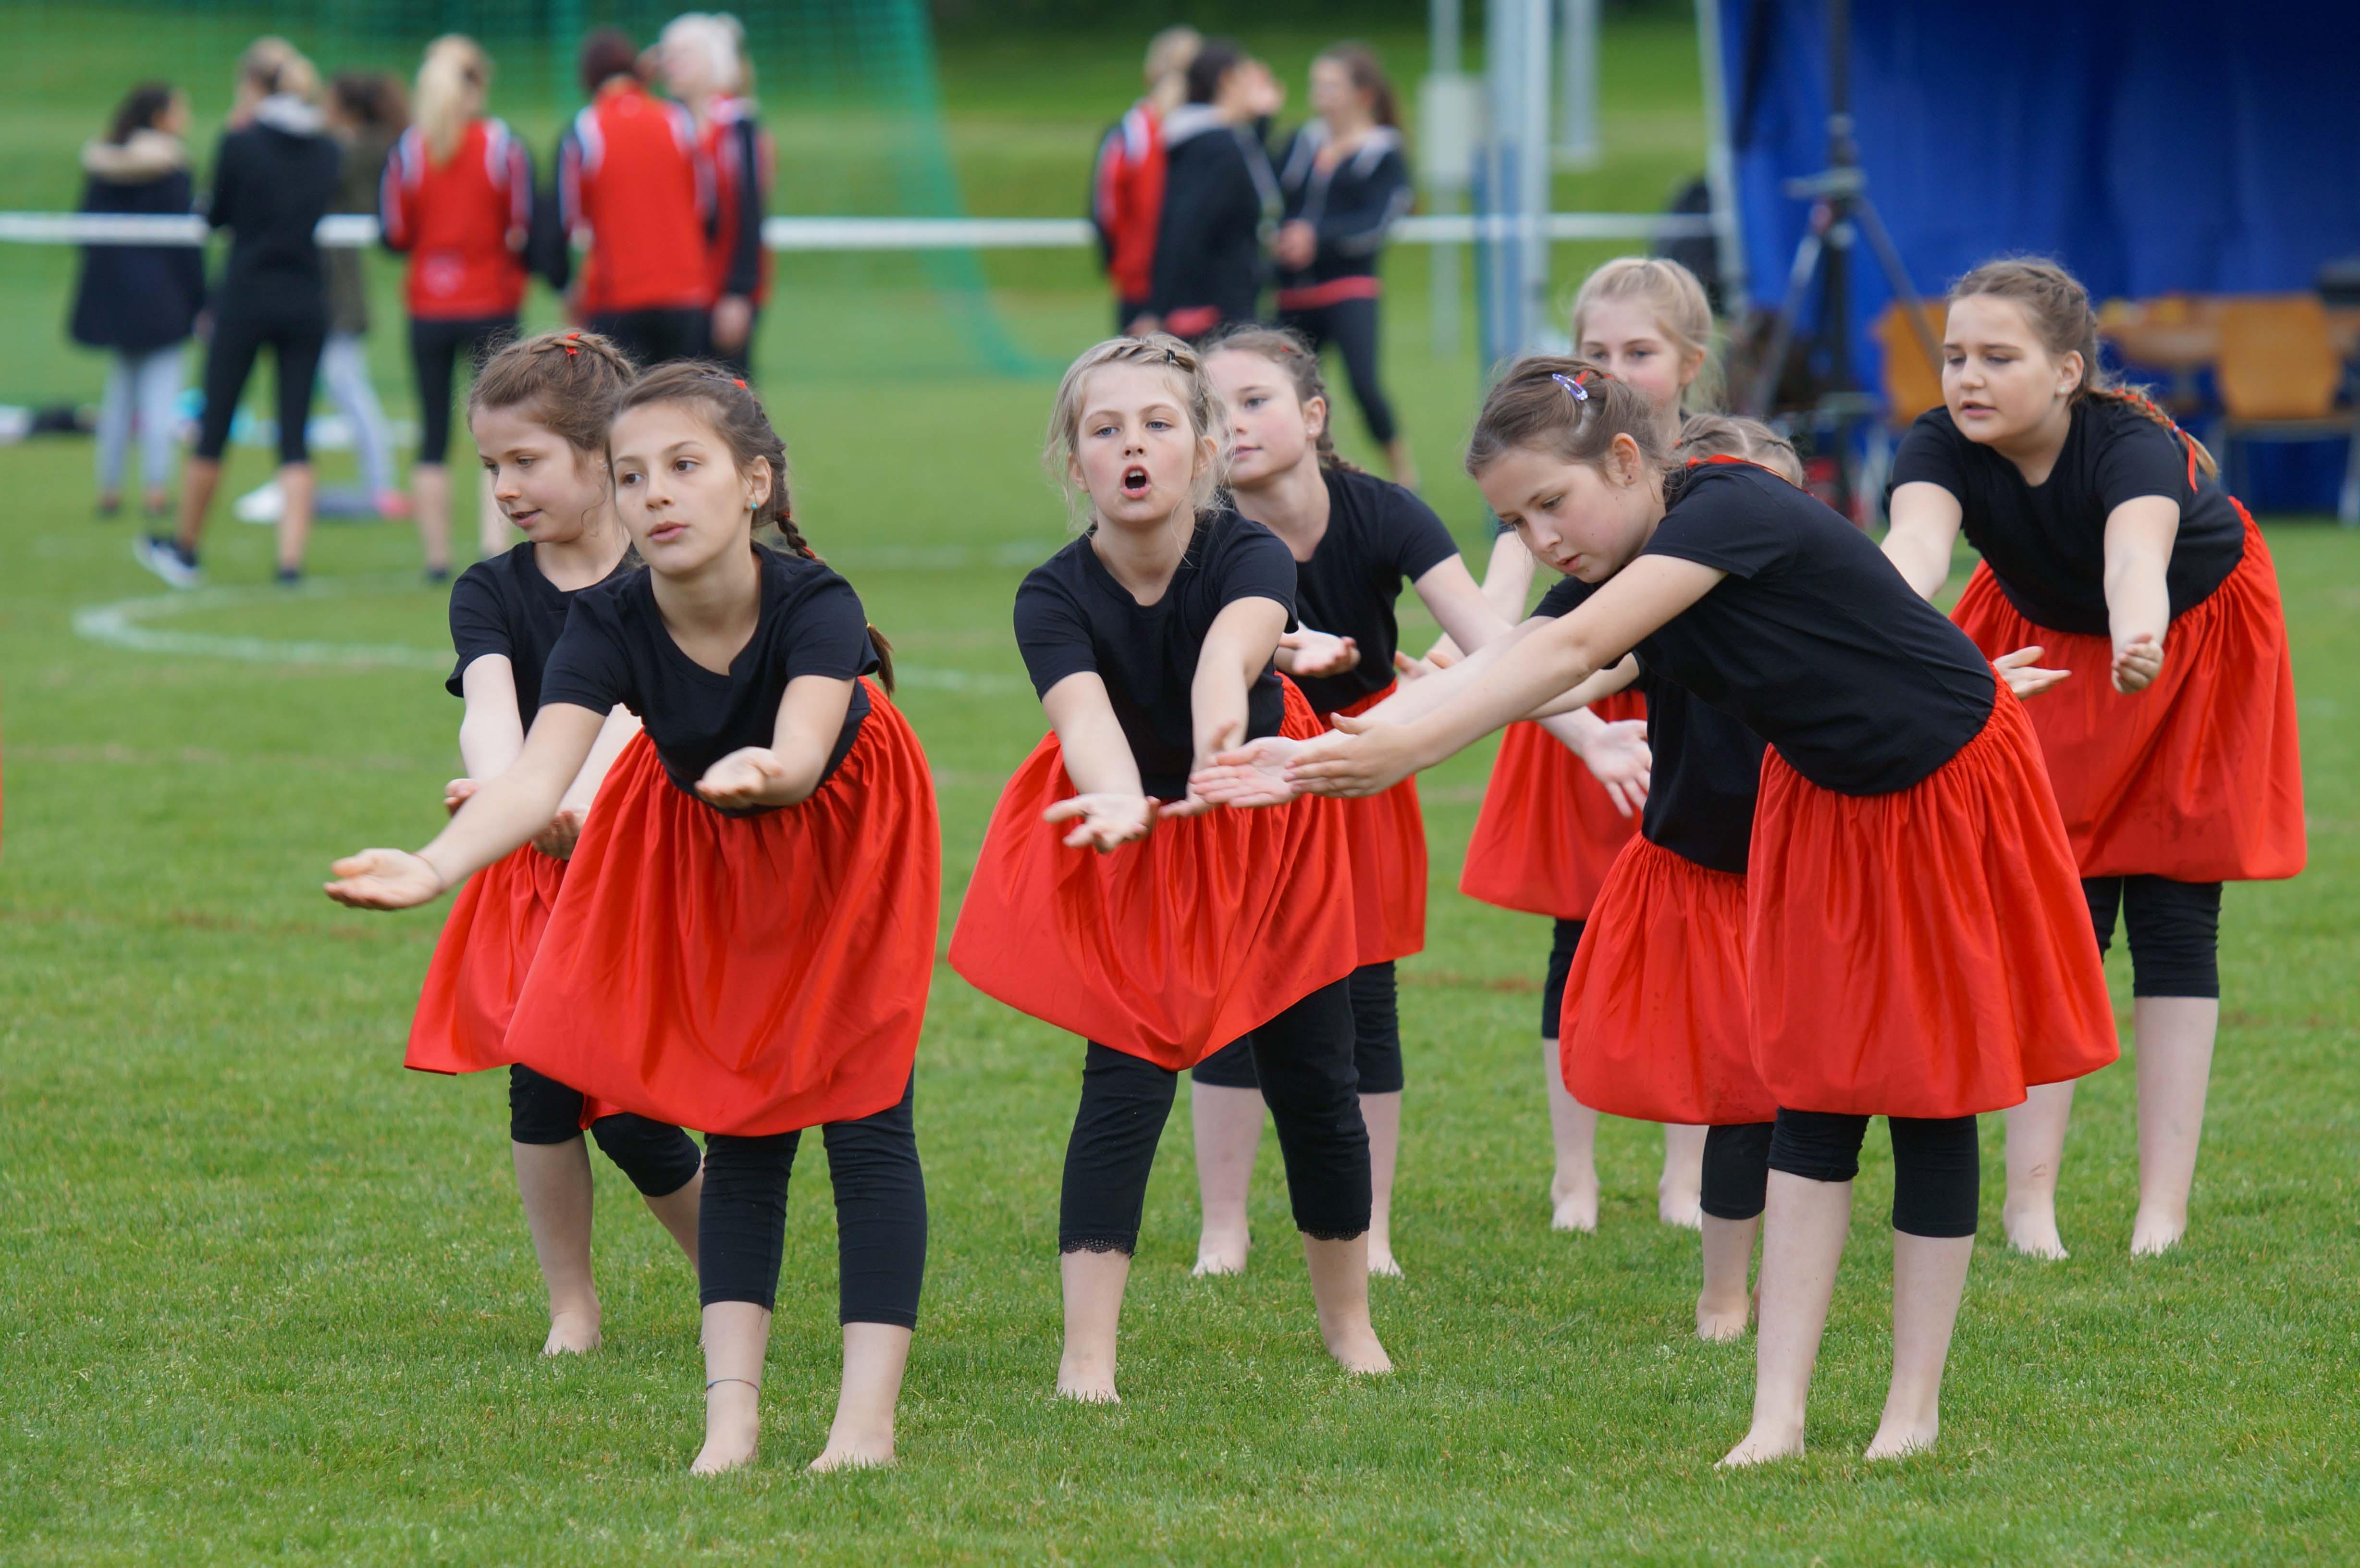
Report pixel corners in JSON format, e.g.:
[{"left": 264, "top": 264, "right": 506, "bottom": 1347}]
[
  {"left": 1864, "top": 1415, "right": 1939, "bottom": 1461},
  {"left": 2003, "top": 1201, "right": 2070, "bottom": 1260},
  {"left": 1695, "top": 1289, "right": 1750, "bottom": 1342},
  {"left": 1321, "top": 1321, "right": 1394, "bottom": 1376},
  {"left": 690, "top": 1382, "right": 761, "bottom": 1475},
  {"left": 2130, "top": 1206, "right": 2188, "bottom": 1257},
  {"left": 1717, "top": 1421, "right": 1805, "bottom": 1468},
  {"left": 1192, "top": 1227, "right": 1250, "bottom": 1277},
  {"left": 1550, "top": 1172, "right": 1599, "bottom": 1233},
  {"left": 542, "top": 1307, "right": 602, "bottom": 1356},
  {"left": 1367, "top": 1246, "right": 1405, "bottom": 1279},
  {"left": 1659, "top": 1180, "right": 1705, "bottom": 1231},
  {"left": 809, "top": 1437, "right": 895, "bottom": 1473},
  {"left": 1056, "top": 1354, "right": 1120, "bottom": 1404}
]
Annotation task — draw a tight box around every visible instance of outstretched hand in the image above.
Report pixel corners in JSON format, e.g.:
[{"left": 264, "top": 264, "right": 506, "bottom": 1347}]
[
  {"left": 2112, "top": 633, "right": 2163, "bottom": 694},
  {"left": 1283, "top": 711, "right": 1422, "bottom": 798},
  {"left": 532, "top": 808, "right": 587, "bottom": 859},
  {"left": 1191, "top": 735, "right": 1305, "bottom": 808},
  {"left": 1575, "top": 718, "right": 1652, "bottom": 819},
  {"left": 1281, "top": 627, "right": 1362, "bottom": 678},
  {"left": 696, "top": 747, "right": 790, "bottom": 811},
  {"left": 1994, "top": 645, "right": 2071, "bottom": 700},
  {"left": 1043, "top": 791, "right": 1155, "bottom": 852},
  {"left": 324, "top": 848, "right": 445, "bottom": 910}
]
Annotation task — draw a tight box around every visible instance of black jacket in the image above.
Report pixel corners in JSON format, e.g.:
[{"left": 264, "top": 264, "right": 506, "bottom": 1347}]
[
  {"left": 1274, "top": 122, "right": 1411, "bottom": 296},
  {"left": 1147, "top": 105, "right": 1278, "bottom": 334},
  {"left": 67, "top": 132, "right": 205, "bottom": 353},
  {"left": 207, "top": 97, "right": 341, "bottom": 318}
]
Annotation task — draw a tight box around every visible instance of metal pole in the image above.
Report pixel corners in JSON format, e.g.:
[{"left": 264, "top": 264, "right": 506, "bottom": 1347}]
[
  {"left": 1692, "top": 0, "right": 1748, "bottom": 306},
  {"left": 1556, "top": 0, "right": 1600, "bottom": 169},
  {"left": 1429, "top": 0, "right": 1463, "bottom": 359},
  {"left": 1519, "top": 0, "right": 1555, "bottom": 348}
]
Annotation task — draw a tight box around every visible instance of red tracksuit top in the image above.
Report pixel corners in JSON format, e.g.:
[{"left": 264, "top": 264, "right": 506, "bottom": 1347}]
[
  {"left": 557, "top": 81, "right": 714, "bottom": 314},
  {"left": 1091, "top": 100, "right": 1167, "bottom": 307},
  {"left": 380, "top": 117, "right": 533, "bottom": 319},
  {"left": 701, "top": 96, "right": 773, "bottom": 308}
]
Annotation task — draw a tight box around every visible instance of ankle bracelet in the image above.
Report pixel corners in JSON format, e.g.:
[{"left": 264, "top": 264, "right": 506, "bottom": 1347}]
[{"left": 705, "top": 1376, "right": 761, "bottom": 1393}]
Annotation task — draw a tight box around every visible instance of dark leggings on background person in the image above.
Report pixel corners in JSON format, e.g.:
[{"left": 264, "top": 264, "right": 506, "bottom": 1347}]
[
  {"left": 1062, "top": 979, "right": 1370, "bottom": 1254},
  {"left": 1188, "top": 961, "right": 1404, "bottom": 1095},
  {"left": 697, "top": 1080, "right": 927, "bottom": 1327},
  {"left": 409, "top": 314, "right": 517, "bottom": 465},
  {"left": 1754, "top": 1109, "right": 1980, "bottom": 1237},
  {"left": 1541, "top": 917, "right": 1585, "bottom": 1038},
  {"left": 195, "top": 299, "right": 326, "bottom": 464},
  {"left": 1279, "top": 296, "right": 1398, "bottom": 446},
  {"left": 1700, "top": 1121, "right": 1774, "bottom": 1222},
  {"left": 508, "top": 1064, "right": 703, "bottom": 1196},
  {"left": 2085, "top": 875, "right": 2223, "bottom": 998},
  {"left": 586, "top": 307, "right": 707, "bottom": 371}
]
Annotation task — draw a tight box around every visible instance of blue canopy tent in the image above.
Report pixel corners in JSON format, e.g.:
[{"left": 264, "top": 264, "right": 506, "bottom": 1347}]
[{"left": 1709, "top": 0, "right": 2360, "bottom": 509}]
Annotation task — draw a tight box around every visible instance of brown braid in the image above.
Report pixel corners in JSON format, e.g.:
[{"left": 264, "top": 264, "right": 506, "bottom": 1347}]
[
  {"left": 610, "top": 362, "right": 896, "bottom": 695},
  {"left": 1202, "top": 323, "right": 1364, "bottom": 474}
]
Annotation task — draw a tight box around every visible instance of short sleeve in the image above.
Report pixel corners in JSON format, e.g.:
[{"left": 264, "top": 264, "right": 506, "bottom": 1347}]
[
  {"left": 1535, "top": 575, "right": 1597, "bottom": 619},
  {"left": 1886, "top": 408, "right": 1972, "bottom": 504},
  {"left": 2090, "top": 405, "right": 2196, "bottom": 515},
  {"left": 774, "top": 571, "right": 878, "bottom": 682},
  {"left": 1381, "top": 485, "right": 1461, "bottom": 583},
  {"left": 444, "top": 566, "right": 514, "bottom": 698},
  {"left": 1212, "top": 521, "right": 1299, "bottom": 619},
  {"left": 1013, "top": 574, "right": 1099, "bottom": 698},
  {"left": 538, "top": 598, "right": 634, "bottom": 716},
  {"left": 1642, "top": 466, "right": 1792, "bottom": 581}
]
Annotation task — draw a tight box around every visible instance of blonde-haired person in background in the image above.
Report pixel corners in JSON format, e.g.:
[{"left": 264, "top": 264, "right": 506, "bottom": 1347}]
[
  {"left": 1090, "top": 26, "right": 1201, "bottom": 335},
  {"left": 660, "top": 13, "right": 773, "bottom": 378}
]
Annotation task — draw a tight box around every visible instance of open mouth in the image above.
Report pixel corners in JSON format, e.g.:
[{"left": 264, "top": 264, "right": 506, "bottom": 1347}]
[
  {"left": 1119, "top": 465, "right": 1151, "bottom": 499},
  {"left": 506, "top": 507, "right": 540, "bottom": 527},
  {"left": 648, "top": 521, "right": 688, "bottom": 544}
]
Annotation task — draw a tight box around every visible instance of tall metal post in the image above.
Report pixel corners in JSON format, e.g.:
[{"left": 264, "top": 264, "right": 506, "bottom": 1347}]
[
  {"left": 1556, "top": 0, "right": 1600, "bottom": 169},
  {"left": 1425, "top": 0, "right": 1467, "bottom": 360},
  {"left": 1478, "top": 0, "right": 1555, "bottom": 372}
]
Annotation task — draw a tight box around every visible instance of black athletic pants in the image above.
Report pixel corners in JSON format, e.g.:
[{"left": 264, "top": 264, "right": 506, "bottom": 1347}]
[
  {"left": 2085, "top": 875, "right": 2223, "bottom": 998},
  {"left": 1189, "top": 961, "right": 1403, "bottom": 1095},
  {"left": 408, "top": 314, "right": 516, "bottom": 465},
  {"left": 1541, "top": 918, "right": 1585, "bottom": 1038},
  {"left": 508, "top": 1063, "right": 704, "bottom": 1198},
  {"left": 587, "top": 307, "right": 708, "bottom": 370},
  {"left": 1280, "top": 296, "right": 1399, "bottom": 447},
  {"left": 1061, "top": 979, "right": 1369, "bottom": 1253},
  {"left": 1698, "top": 1110, "right": 1980, "bottom": 1238},
  {"left": 195, "top": 295, "right": 326, "bottom": 464},
  {"left": 697, "top": 1079, "right": 926, "bottom": 1327}
]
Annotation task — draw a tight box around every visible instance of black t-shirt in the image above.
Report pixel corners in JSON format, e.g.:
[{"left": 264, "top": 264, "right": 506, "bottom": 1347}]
[
  {"left": 445, "top": 542, "right": 633, "bottom": 726},
  {"left": 1886, "top": 399, "right": 2247, "bottom": 637},
  {"left": 1014, "top": 510, "right": 1297, "bottom": 801},
  {"left": 540, "top": 545, "right": 876, "bottom": 811},
  {"left": 1286, "top": 467, "right": 1461, "bottom": 715},
  {"left": 1618, "top": 461, "right": 1994, "bottom": 796},
  {"left": 1538, "top": 575, "right": 1766, "bottom": 874}
]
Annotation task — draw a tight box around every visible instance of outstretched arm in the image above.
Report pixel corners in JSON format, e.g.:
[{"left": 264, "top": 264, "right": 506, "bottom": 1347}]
[
  {"left": 2102, "top": 496, "right": 2176, "bottom": 692},
  {"left": 691, "top": 675, "right": 859, "bottom": 812},
  {"left": 1881, "top": 482, "right": 1965, "bottom": 600},
  {"left": 1184, "top": 594, "right": 1291, "bottom": 782},
  {"left": 1038, "top": 672, "right": 1155, "bottom": 850}
]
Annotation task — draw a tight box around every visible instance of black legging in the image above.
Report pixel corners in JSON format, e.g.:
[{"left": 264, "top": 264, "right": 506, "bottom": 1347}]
[
  {"left": 586, "top": 307, "right": 708, "bottom": 370},
  {"left": 1765, "top": 1109, "right": 1980, "bottom": 1238},
  {"left": 1701, "top": 1122, "right": 1774, "bottom": 1222},
  {"left": 195, "top": 295, "right": 325, "bottom": 463},
  {"left": 507, "top": 1064, "right": 703, "bottom": 1197},
  {"left": 1279, "top": 296, "right": 1398, "bottom": 446},
  {"left": 409, "top": 314, "right": 516, "bottom": 466},
  {"left": 1189, "top": 961, "right": 1404, "bottom": 1095},
  {"left": 697, "top": 1079, "right": 926, "bottom": 1326},
  {"left": 1061, "top": 979, "right": 1369, "bottom": 1254},
  {"left": 2085, "top": 875, "right": 2223, "bottom": 998},
  {"left": 1540, "top": 918, "right": 1585, "bottom": 1039}
]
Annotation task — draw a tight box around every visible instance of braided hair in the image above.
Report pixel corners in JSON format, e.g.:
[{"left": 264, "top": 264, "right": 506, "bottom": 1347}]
[
  {"left": 1464, "top": 357, "right": 1665, "bottom": 480},
  {"left": 469, "top": 329, "right": 637, "bottom": 456},
  {"left": 1202, "top": 323, "right": 1361, "bottom": 474},
  {"left": 610, "top": 362, "right": 895, "bottom": 695}
]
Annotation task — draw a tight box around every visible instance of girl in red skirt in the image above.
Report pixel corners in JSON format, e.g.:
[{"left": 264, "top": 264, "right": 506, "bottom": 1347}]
[
  {"left": 1885, "top": 259, "right": 2304, "bottom": 1259},
  {"left": 406, "top": 330, "right": 703, "bottom": 1355},
  {"left": 949, "top": 334, "right": 1390, "bottom": 1403},
  {"left": 330, "top": 364, "right": 938, "bottom": 1476},
  {"left": 1455, "top": 257, "right": 1718, "bottom": 1232},
  {"left": 1186, "top": 326, "right": 1518, "bottom": 1279},
  {"left": 1212, "top": 360, "right": 2116, "bottom": 1463}
]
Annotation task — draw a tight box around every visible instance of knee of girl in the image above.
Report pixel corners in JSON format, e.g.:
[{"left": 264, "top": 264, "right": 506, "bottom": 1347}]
[{"left": 590, "top": 1116, "right": 704, "bottom": 1198}]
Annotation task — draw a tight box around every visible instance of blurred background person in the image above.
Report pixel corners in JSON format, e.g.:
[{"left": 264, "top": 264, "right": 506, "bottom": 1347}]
[
  {"left": 659, "top": 12, "right": 771, "bottom": 379},
  {"left": 1090, "top": 25, "right": 1198, "bottom": 336},
  {"left": 318, "top": 71, "right": 408, "bottom": 526},
  {"left": 137, "top": 45, "right": 339, "bottom": 589},
  {"left": 1273, "top": 43, "right": 1415, "bottom": 486},
  {"left": 552, "top": 28, "right": 714, "bottom": 369},
  {"left": 1139, "top": 37, "right": 1282, "bottom": 344},
  {"left": 382, "top": 34, "right": 536, "bottom": 573},
  {"left": 68, "top": 81, "right": 203, "bottom": 522}
]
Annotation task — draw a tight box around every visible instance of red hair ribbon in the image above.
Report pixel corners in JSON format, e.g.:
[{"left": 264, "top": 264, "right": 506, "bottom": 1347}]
[
  {"left": 562, "top": 331, "right": 580, "bottom": 357},
  {"left": 733, "top": 378, "right": 747, "bottom": 390}
]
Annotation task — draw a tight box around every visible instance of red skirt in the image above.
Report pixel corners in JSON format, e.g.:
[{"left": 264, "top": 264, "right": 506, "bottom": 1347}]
[
  {"left": 404, "top": 844, "right": 569, "bottom": 1075},
  {"left": 1329, "top": 682, "right": 1426, "bottom": 965},
  {"left": 1746, "top": 677, "right": 2119, "bottom": 1118},
  {"left": 1950, "top": 503, "right": 2304, "bottom": 882},
  {"left": 1560, "top": 835, "right": 1776, "bottom": 1126},
  {"left": 948, "top": 679, "right": 1359, "bottom": 1071},
  {"left": 1458, "top": 689, "right": 1646, "bottom": 919},
  {"left": 504, "top": 685, "right": 940, "bottom": 1137}
]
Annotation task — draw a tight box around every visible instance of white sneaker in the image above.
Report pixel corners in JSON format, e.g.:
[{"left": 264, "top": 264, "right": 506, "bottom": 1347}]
[
  {"left": 234, "top": 480, "right": 285, "bottom": 525},
  {"left": 134, "top": 534, "right": 201, "bottom": 589}
]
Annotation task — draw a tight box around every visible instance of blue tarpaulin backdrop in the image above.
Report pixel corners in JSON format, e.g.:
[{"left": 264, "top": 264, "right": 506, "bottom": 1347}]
[{"left": 1717, "top": 0, "right": 2360, "bottom": 508}]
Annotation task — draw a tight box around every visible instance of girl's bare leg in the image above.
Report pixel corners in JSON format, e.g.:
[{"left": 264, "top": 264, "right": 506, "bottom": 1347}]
[
  {"left": 511, "top": 1138, "right": 600, "bottom": 1354},
  {"left": 1302, "top": 1233, "right": 1392, "bottom": 1373},
  {"left": 1865, "top": 1231, "right": 1974, "bottom": 1460},
  {"left": 1362, "top": 1090, "right": 1404, "bottom": 1276},
  {"left": 693, "top": 1300, "right": 769, "bottom": 1474},
  {"left": 1544, "top": 1037, "right": 1600, "bottom": 1231},
  {"left": 1659, "top": 1123, "right": 1707, "bottom": 1229},
  {"left": 1189, "top": 1081, "right": 1263, "bottom": 1275},
  {"left": 1057, "top": 1248, "right": 1130, "bottom": 1402},
  {"left": 811, "top": 1323, "right": 912, "bottom": 1471},
  {"left": 2001, "top": 1080, "right": 2075, "bottom": 1259},
  {"left": 1720, "top": 1171, "right": 1851, "bottom": 1467},
  {"left": 2131, "top": 997, "right": 2219, "bottom": 1255},
  {"left": 1696, "top": 1213, "right": 1760, "bottom": 1342}
]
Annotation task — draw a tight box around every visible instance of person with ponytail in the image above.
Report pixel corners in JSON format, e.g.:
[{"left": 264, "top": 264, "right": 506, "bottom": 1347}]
[
  {"left": 1196, "top": 356, "right": 2115, "bottom": 1464},
  {"left": 383, "top": 35, "right": 536, "bottom": 569},
  {"left": 328, "top": 362, "right": 937, "bottom": 1475},
  {"left": 406, "top": 330, "right": 703, "bottom": 1356},
  {"left": 1883, "top": 257, "right": 2306, "bottom": 1260},
  {"left": 1185, "top": 326, "right": 1642, "bottom": 1278},
  {"left": 949, "top": 334, "right": 1390, "bottom": 1403},
  {"left": 1271, "top": 42, "right": 1416, "bottom": 487},
  {"left": 659, "top": 13, "right": 773, "bottom": 379}
]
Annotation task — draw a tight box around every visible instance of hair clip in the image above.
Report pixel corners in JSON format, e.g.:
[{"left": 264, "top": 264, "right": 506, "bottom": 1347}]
[
  {"left": 732, "top": 378, "right": 747, "bottom": 390},
  {"left": 1551, "top": 371, "right": 1589, "bottom": 402},
  {"left": 561, "top": 331, "right": 580, "bottom": 357}
]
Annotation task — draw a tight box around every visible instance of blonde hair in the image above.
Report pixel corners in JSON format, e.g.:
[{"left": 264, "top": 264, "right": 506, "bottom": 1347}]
[
  {"left": 1672, "top": 413, "right": 1802, "bottom": 486},
  {"left": 415, "top": 36, "right": 491, "bottom": 166},
  {"left": 1569, "top": 256, "right": 1721, "bottom": 412},
  {"left": 1045, "top": 334, "right": 1227, "bottom": 532},
  {"left": 1144, "top": 26, "right": 1202, "bottom": 86},
  {"left": 1949, "top": 256, "right": 2218, "bottom": 478},
  {"left": 661, "top": 12, "right": 747, "bottom": 96},
  {"left": 237, "top": 36, "right": 295, "bottom": 95}
]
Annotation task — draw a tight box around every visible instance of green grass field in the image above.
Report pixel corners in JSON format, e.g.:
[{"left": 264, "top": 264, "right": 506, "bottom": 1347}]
[{"left": 4, "top": 9, "right": 2360, "bottom": 1565}]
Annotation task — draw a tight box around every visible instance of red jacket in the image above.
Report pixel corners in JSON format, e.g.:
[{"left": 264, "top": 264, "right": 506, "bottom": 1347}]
[
  {"left": 701, "top": 96, "right": 772, "bottom": 308},
  {"left": 556, "top": 81, "right": 713, "bottom": 314},
  {"left": 1091, "top": 100, "right": 1166, "bottom": 306},
  {"left": 380, "top": 118, "right": 533, "bottom": 320}
]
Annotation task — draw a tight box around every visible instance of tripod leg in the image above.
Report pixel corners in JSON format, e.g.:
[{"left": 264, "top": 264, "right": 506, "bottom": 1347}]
[
  {"left": 1856, "top": 196, "right": 1943, "bottom": 372},
  {"left": 1749, "top": 226, "right": 1825, "bottom": 417}
]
